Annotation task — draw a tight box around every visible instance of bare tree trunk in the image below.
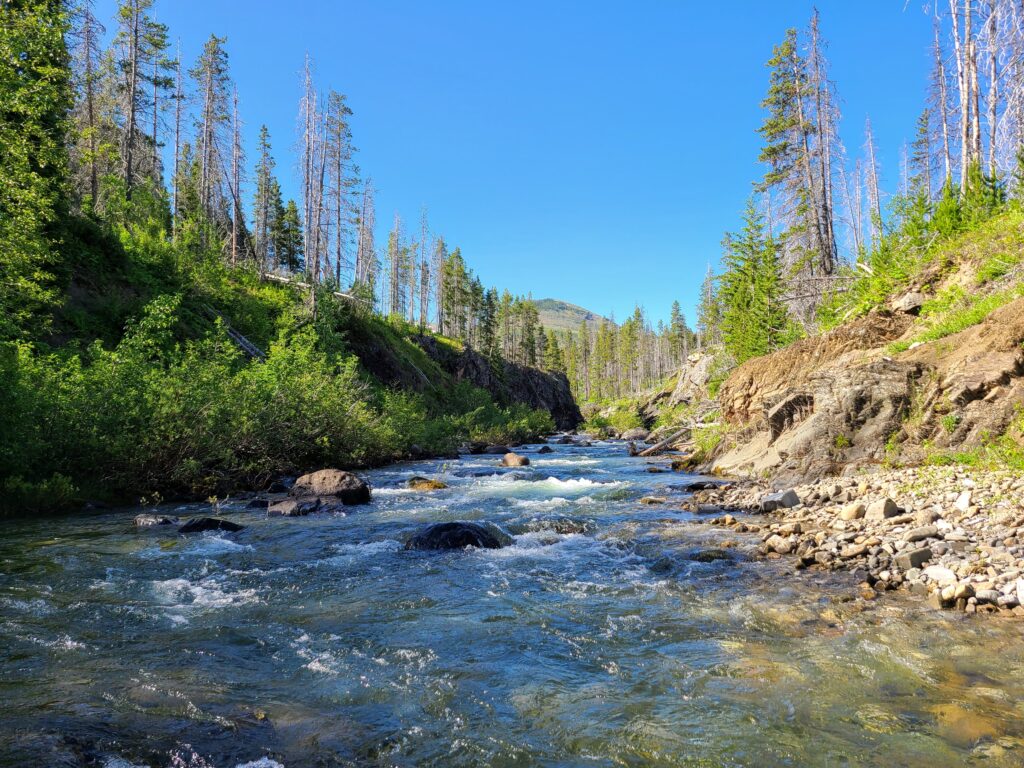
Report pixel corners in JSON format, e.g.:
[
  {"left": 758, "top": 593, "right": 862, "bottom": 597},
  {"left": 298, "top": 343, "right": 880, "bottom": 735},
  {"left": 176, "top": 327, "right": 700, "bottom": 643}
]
[
  {"left": 865, "top": 119, "right": 883, "bottom": 244},
  {"left": 952, "top": 0, "right": 971, "bottom": 191},
  {"left": 986, "top": 3, "right": 999, "bottom": 175},
  {"left": 151, "top": 54, "right": 159, "bottom": 179},
  {"left": 934, "top": 19, "right": 954, "bottom": 186},
  {"left": 792, "top": 54, "right": 828, "bottom": 276},
  {"left": 230, "top": 88, "right": 239, "bottom": 267}
]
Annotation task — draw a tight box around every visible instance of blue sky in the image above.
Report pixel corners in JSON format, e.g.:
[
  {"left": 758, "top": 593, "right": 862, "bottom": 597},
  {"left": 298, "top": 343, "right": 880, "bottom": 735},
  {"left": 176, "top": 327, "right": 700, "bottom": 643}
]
[{"left": 96, "top": 0, "right": 933, "bottom": 323}]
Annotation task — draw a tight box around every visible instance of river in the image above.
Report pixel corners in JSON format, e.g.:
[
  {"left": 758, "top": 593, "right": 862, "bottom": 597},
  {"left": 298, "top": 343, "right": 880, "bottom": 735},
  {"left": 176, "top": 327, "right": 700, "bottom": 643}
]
[{"left": 2, "top": 439, "right": 1024, "bottom": 766}]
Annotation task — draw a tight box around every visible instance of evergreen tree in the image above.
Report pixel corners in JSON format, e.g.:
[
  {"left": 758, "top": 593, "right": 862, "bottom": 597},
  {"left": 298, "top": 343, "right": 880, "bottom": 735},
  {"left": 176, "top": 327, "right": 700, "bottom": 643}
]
[
  {"left": 276, "top": 199, "right": 303, "bottom": 271},
  {"left": 0, "top": 0, "right": 73, "bottom": 338}
]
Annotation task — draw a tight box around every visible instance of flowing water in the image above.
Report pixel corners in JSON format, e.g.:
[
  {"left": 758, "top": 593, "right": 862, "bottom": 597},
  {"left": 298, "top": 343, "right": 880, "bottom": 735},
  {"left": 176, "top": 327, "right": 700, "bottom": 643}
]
[{"left": 3, "top": 441, "right": 1024, "bottom": 767}]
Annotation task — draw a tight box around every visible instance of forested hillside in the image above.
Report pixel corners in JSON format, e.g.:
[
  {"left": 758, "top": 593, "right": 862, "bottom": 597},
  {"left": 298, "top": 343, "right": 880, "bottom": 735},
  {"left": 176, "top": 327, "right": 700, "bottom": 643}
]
[{"left": 0, "top": 0, "right": 577, "bottom": 513}]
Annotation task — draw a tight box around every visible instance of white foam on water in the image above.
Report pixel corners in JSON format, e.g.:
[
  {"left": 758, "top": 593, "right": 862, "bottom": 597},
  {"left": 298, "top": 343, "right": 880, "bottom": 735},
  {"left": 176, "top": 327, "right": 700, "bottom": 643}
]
[
  {"left": 150, "top": 576, "right": 260, "bottom": 612},
  {"left": 532, "top": 458, "right": 602, "bottom": 467},
  {"left": 235, "top": 759, "right": 285, "bottom": 768},
  {"left": 104, "top": 759, "right": 148, "bottom": 768},
  {"left": 512, "top": 496, "right": 572, "bottom": 509},
  {"left": 138, "top": 535, "right": 253, "bottom": 560},
  {"left": 29, "top": 633, "right": 86, "bottom": 651},
  {"left": 0, "top": 597, "right": 54, "bottom": 616},
  {"left": 319, "top": 539, "right": 403, "bottom": 567}
]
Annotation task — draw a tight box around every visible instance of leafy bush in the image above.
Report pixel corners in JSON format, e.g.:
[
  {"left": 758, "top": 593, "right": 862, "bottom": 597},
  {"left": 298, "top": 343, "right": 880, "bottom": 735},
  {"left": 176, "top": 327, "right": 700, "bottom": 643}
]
[{"left": 1, "top": 296, "right": 554, "bottom": 513}]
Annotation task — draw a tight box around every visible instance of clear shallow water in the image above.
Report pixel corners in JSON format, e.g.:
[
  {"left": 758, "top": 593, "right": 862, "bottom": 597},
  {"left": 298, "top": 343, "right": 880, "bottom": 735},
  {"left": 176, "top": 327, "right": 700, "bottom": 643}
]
[{"left": 3, "top": 442, "right": 1024, "bottom": 767}]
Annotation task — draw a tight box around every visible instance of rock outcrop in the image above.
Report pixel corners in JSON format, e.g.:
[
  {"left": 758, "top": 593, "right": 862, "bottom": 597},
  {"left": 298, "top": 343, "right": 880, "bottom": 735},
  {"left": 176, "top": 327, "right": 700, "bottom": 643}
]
[{"left": 710, "top": 301, "right": 1024, "bottom": 484}]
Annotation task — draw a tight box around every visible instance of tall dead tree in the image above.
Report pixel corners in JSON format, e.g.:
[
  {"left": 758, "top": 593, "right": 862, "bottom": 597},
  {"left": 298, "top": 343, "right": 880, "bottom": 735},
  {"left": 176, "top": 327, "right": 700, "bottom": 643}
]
[
  {"left": 864, "top": 117, "right": 883, "bottom": 246},
  {"left": 932, "top": 18, "right": 954, "bottom": 186},
  {"left": 230, "top": 87, "right": 242, "bottom": 266}
]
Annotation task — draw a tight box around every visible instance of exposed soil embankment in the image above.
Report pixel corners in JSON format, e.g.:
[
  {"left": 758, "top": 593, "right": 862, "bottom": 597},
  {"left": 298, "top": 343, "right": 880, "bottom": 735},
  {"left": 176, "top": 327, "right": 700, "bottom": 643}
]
[{"left": 710, "top": 299, "right": 1024, "bottom": 484}]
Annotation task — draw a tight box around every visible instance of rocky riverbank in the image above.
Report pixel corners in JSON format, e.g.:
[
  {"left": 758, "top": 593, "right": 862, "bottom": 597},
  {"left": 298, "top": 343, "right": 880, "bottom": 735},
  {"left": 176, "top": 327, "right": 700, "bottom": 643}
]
[{"left": 685, "top": 465, "right": 1024, "bottom": 617}]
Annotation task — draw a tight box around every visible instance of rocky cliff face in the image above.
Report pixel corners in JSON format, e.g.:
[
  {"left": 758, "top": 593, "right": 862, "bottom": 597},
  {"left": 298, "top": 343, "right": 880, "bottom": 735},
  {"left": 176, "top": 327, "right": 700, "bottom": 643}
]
[
  {"left": 710, "top": 300, "right": 1024, "bottom": 485},
  {"left": 414, "top": 336, "right": 583, "bottom": 430}
]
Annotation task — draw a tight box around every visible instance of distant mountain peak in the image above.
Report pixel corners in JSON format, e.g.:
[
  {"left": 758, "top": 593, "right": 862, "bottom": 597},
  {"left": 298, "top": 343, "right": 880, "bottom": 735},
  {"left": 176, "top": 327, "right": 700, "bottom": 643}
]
[{"left": 533, "top": 298, "right": 610, "bottom": 333}]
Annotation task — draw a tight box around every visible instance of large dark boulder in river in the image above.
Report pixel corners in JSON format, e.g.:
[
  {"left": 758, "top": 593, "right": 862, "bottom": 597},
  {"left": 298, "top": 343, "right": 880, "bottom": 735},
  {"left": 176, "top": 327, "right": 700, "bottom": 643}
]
[
  {"left": 405, "top": 522, "right": 503, "bottom": 551},
  {"left": 537, "top": 445, "right": 554, "bottom": 454},
  {"left": 290, "top": 469, "right": 371, "bottom": 505},
  {"left": 179, "top": 517, "right": 245, "bottom": 534}
]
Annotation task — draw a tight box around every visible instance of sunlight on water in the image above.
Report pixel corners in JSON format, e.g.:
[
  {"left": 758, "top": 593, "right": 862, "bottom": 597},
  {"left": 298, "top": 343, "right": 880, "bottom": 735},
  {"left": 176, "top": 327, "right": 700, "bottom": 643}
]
[{"left": 3, "top": 441, "right": 1024, "bottom": 766}]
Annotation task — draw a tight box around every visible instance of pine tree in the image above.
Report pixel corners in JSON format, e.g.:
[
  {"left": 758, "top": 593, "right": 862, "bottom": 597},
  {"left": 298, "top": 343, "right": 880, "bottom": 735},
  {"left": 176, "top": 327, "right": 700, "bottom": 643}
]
[{"left": 276, "top": 199, "right": 304, "bottom": 271}]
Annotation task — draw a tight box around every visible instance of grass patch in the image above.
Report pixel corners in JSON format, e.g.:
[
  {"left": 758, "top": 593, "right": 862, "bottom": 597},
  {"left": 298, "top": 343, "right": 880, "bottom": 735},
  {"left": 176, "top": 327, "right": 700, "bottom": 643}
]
[{"left": 889, "top": 283, "right": 1024, "bottom": 353}]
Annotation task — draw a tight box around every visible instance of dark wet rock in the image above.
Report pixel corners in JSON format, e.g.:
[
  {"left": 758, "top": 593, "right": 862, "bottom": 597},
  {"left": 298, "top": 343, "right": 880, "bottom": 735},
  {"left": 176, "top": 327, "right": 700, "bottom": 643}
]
[
  {"left": 640, "top": 496, "right": 666, "bottom": 505},
  {"left": 268, "top": 497, "right": 321, "bottom": 516},
  {"left": 672, "top": 480, "right": 724, "bottom": 492},
  {"left": 686, "top": 548, "right": 737, "bottom": 563},
  {"left": 134, "top": 513, "right": 177, "bottom": 527},
  {"left": 408, "top": 476, "right": 448, "bottom": 491},
  {"left": 246, "top": 497, "right": 269, "bottom": 510},
  {"left": 537, "top": 445, "right": 554, "bottom": 454},
  {"left": 553, "top": 436, "right": 575, "bottom": 444},
  {"left": 485, "top": 444, "right": 512, "bottom": 455},
  {"left": 267, "top": 476, "right": 296, "bottom": 493},
  {"left": 647, "top": 466, "right": 667, "bottom": 473},
  {"left": 501, "top": 452, "right": 530, "bottom": 467},
  {"left": 178, "top": 517, "right": 244, "bottom": 534},
  {"left": 405, "top": 522, "right": 504, "bottom": 551},
  {"left": 290, "top": 469, "right": 371, "bottom": 505}
]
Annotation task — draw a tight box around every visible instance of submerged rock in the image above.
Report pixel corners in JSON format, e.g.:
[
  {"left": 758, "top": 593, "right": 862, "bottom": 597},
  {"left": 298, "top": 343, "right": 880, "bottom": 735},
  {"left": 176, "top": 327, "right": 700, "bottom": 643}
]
[
  {"left": 268, "top": 497, "right": 321, "bottom": 517},
  {"left": 537, "top": 446, "right": 554, "bottom": 454},
  {"left": 408, "top": 476, "right": 448, "bottom": 491},
  {"left": 501, "top": 452, "right": 530, "bottom": 467},
  {"left": 686, "top": 548, "right": 737, "bottom": 563},
  {"left": 134, "top": 513, "right": 177, "bottom": 527},
  {"left": 405, "top": 522, "right": 503, "bottom": 551},
  {"left": 178, "top": 517, "right": 244, "bottom": 534},
  {"left": 290, "top": 469, "right": 371, "bottom": 505}
]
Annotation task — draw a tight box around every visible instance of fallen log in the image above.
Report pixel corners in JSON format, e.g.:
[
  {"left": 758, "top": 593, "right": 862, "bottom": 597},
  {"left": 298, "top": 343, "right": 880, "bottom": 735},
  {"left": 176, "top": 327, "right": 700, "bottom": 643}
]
[
  {"left": 638, "top": 426, "right": 691, "bottom": 457},
  {"left": 637, "top": 423, "right": 718, "bottom": 457}
]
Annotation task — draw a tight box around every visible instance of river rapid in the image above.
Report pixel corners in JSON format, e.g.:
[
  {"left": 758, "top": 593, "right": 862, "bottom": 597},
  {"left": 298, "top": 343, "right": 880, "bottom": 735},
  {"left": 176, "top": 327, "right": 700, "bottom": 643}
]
[{"left": 3, "top": 440, "right": 1024, "bottom": 767}]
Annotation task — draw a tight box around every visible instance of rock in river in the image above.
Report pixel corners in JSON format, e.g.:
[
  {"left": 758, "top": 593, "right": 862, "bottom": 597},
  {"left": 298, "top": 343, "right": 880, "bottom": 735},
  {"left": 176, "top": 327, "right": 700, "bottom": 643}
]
[
  {"left": 537, "top": 445, "right": 554, "bottom": 454},
  {"left": 408, "top": 476, "right": 448, "bottom": 491},
  {"left": 501, "top": 452, "right": 530, "bottom": 467},
  {"left": 405, "top": 522, "right": 503, "bottom": 551},
  {"left": 134, "top": 513, "right": 177, "bottom": 527},
  {"left": 268, "top": 497, "right": 321, "bottom": 517},
  {"left": 178, "top": 517, "right": 244, "bottom": 534},
  {"left": 290, "top": 469, "right": 371, "bottom": 505}
]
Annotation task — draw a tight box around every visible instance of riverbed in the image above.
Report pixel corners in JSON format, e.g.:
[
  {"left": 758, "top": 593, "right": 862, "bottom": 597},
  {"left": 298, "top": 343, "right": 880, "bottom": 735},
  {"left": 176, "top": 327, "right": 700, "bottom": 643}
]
[{"left": 2, "top": 440, "right": 1024, "bottom": 766}]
